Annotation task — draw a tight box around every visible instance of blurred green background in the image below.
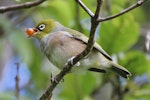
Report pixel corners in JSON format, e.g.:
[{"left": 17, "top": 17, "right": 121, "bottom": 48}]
[{"left": 0, "top": 0, "right": 150, "bottom": 100}]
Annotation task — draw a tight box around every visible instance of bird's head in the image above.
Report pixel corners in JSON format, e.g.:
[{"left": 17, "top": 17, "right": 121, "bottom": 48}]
[{"left": 26, "top": 19, "right": 57, "bottom": 40}]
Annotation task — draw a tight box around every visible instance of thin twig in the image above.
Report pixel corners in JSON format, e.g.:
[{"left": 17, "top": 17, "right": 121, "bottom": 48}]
[
  {"left": 98, "top": 0, "right": 148, "bottom": 22},
  {"left": 94, "top": 0, "right": 103, "bottom": 19},
  {"left": 15, "top": 62, "right": 20, "bottom": 100},
  {"left": 75, "top": 0, "right": 94, "bottom": 17},
  {"left": 0, "top": 0, "right": 46, "bottom": 13}
]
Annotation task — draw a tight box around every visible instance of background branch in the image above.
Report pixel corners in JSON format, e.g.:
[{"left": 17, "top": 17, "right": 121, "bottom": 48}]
[
  {"left": 15, "top": 62, "right": 20, "bottom": 100},
  {"left": 0, "top": 0, "right": 46, "bottom": 13},
  {"left": 98, "top": 0, "right": 148, "bottom": 22}
]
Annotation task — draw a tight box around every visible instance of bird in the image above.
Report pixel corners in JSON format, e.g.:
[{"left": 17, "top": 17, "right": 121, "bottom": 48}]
[{"left": 25, "top": 19, "right": 131, "bottom": 79}]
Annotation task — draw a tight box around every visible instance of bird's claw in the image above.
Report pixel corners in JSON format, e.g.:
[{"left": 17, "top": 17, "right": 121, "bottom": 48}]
[
  {"left": 51, "top": 73, "right": 57, "bottom": 83},
  {"left": 50, "top": 73, "right": 64, "bottom": 83},
  {"left": 66, "top": 56, "right": 80, "bottom": 66}
]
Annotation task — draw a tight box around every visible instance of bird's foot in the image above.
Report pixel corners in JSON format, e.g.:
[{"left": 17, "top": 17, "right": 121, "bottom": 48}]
[
  {"left": 50, "top": 73, "right": 58, "bottom": 83},
  {"left": 66, "top": 56, "right": 80, "bottom": 66},
  {"left": 50, "top": 73, "right": 64, "bottom": 83}
]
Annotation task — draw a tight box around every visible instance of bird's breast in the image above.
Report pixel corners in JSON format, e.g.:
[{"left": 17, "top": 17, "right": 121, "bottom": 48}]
[{"left": 40, "top": 31, "right": 86, "bottom": 69}]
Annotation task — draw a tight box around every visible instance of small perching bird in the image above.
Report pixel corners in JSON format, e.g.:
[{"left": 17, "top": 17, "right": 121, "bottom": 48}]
[{"left": 26, "top": 19, "right": 131, "bottom": 79}]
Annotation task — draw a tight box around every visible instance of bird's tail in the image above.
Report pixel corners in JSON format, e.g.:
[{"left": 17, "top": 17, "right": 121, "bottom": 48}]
[{"left": 109, "top": 61, "right": 131, "bottom": 79}]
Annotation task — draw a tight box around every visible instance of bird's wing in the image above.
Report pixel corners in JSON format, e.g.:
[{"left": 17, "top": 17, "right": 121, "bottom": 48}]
[{"left": 65, "top": 28, "right": 112, "bottom": 61}]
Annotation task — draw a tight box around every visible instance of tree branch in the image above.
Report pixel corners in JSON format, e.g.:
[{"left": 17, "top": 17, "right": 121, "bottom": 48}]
[
  {"left": 98, "top": 0, "right": 148, "bottom": 22},
  {"left": 0, "top": 0, "right": 46, "bottom": 13},
  {"left": 75, "top": 0, "right": 94, "bottom": 17},
  {"left": 94, "top": 0, "right": 103, "bottom": 19}
]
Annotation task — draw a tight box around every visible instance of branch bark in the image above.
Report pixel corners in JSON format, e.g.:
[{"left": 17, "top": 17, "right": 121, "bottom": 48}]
[
  {"left": 75, "top": 0, "right": 94, "bottom": 17},
  {"left": 0, "top": 0, "right": 46, "bottom": 13},
  {"left": 98, "top": 0, "right": 148, "bottom": 22}
]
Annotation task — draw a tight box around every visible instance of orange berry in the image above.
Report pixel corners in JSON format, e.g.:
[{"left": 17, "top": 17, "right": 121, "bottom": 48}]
[{"left": 26, "top": 28, "right": 35, "bottom": 36}]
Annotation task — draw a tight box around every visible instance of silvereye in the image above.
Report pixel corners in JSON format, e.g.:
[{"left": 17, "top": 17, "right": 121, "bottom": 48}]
[{"left": 26, "top": 19, "right": 131, "bottom": 78}]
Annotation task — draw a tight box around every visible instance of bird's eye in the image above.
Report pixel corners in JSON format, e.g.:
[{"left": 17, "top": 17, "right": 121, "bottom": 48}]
[{"left": 38, "top": 24, "right": 45, "bottom": 31}]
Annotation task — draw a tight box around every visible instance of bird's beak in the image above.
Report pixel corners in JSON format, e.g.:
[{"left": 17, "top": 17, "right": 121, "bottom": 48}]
[{"left": 25, "top": 28, "right": 38, "bottom": 37}]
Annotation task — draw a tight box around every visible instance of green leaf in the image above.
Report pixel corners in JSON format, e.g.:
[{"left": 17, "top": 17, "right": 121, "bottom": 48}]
[
  {"left": 57, "top": 72, "right": 100, "bottom": 100},
  {"left": 99, "top": 12, "right": 139, "bottom": 54},
  {"left": 119, "top": 51, "right": 150, "bottom": 76},
  {"left": 35, "top": 0, "right": 74, "bottom": 26}
]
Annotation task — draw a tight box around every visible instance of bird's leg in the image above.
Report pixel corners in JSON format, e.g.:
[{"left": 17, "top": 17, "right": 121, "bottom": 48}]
[
  {"left": 66, "top": 56, "right": 80, "bottom": 66},
  {"left": 50, "top": 73, "right": 57, "bottom": 83},
  {"left": 50, "top": 73, "right": 64, "bottom": 83}
]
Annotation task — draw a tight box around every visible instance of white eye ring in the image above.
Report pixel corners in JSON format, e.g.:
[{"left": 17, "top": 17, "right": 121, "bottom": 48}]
[{"left": 38, "top": 24, "right": 45, "bottom": 31}]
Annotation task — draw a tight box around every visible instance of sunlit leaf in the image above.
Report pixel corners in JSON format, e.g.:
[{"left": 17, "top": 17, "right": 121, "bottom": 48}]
[
  {"left": 99, "top": 12, "right": 139, "bottom": 54},
  {"left": 57, "top": 72, "right": 100, "bottom": 100},
  {"left": 119, "top": 51, "right": 150, "bottom": 76}
]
